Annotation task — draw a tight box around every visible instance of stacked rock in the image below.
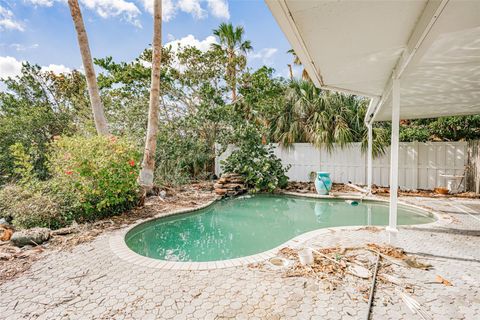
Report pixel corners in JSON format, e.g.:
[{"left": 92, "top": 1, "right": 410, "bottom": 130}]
[{"left": 214, "top": 173, "right": 247, "bottom": 196}]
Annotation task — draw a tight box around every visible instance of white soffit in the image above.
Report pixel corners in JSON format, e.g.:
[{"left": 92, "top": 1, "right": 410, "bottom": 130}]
[
  {"left": 266, "top": 0, "right": 480, "bottom": 122},
  {"left": 373, "top": 0, "right": 480, "bottom": 121}
]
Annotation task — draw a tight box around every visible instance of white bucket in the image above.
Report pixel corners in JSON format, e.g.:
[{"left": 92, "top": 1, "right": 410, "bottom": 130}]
[{"left": 298, "top": 248, "right": 314, "bottom": 266}]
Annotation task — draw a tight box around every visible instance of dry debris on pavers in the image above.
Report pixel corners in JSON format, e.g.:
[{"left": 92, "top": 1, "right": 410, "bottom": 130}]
[
  {"left": 0, "top": 244, "right": 43, "bottom": 283},
  {"left": 252, "top": 243, "right": 440, "bottom": 309}
]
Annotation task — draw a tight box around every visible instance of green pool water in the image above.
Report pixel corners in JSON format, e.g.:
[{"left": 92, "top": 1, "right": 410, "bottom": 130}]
[{"left": 125, "top": 194, "right": 434, "bottom": 262}]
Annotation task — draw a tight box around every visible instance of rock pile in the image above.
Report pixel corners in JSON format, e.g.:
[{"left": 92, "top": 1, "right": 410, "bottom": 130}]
[{"left": 214, "top": 173, "right": 247, "bottom": 196}]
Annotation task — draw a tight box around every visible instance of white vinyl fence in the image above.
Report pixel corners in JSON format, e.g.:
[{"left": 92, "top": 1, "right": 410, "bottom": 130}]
[{"left": 215, "top": 142, "right": 467, "bottom": 191}]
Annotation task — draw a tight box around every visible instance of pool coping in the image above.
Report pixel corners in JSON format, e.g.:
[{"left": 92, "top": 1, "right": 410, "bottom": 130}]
[{"left": 109, "top": 192, "right": 450, "bottom": 271}]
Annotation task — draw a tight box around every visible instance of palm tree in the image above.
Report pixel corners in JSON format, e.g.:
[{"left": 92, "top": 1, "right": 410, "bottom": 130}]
[
  {"left": 139, "top": 0, "right": 162, "bottom": 189},
  {"left": 67, "top": 0, "right": 109, "bottom": 135},
  {"left": 269, "top": 80, "right": 388, "bottom": 156},
  {"left": 270, "top": 80, "right": 352, "bottom": 151},
  {"left": 211, "top": 23, "right": 253, "bottom": 102},
  {"left": 287, "top": 49, "right": 311, "bottom": 82}
]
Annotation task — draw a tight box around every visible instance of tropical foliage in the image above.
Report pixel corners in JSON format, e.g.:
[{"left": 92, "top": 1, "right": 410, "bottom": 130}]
[
  {"left": 1, "top": 22, "right": 479, "bottom": 228},
  {"left": 221, "top": 123, "right": 289, "bottom": 193},
  {"left": 0, "top": 64, "right": 93, "bottom": 185},
  {"left": 0, "top": 136, "right": 141, "bottom": 229}
]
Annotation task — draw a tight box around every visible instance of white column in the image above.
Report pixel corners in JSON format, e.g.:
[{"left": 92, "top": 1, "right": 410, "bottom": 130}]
[
  {"left": 388, "top": 78, "right": 400, "bottom": 232},
  {"left": 367, "top": 123, "right": 373, "bottom": 193}
]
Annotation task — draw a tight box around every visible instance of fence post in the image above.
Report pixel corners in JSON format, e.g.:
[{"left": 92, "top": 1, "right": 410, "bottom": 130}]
[
  {"left": 466, "top": 140, "right": 480, "bottom": 194},
  {"left": 413, "top": 141, "right": 419, "bottom": 190}
]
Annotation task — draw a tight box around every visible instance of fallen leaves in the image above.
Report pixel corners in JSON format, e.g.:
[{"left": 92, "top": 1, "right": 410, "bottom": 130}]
[
  {"left": 434, "top": 275, "right": 453, "bottom": 286},
  {"left": 275, "top": 242, "right": 440, "bottom": 302},
  {"left": 280, "top": 246, "right": 369, "bottom": 291},
  {"left": 367, "top": 243, "right": 406, "bottom": 259},
  {"left": 0, "top": 225, "right": 14, "bottom": 241},
  {"left": 0, "top": 245, "right": 43, "bottom": 284},
  {"left": 404, "top": 257, "right": 432, "bottom": 270}
]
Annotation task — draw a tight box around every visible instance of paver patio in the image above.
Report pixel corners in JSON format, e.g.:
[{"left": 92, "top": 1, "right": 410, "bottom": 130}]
[{"left": 1, "top": 196, "right": 479, "bottom": 319}]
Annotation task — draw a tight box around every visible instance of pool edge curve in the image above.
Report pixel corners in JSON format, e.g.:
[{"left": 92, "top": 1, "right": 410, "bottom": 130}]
[{"left": 110, "top": 193, "right": 449, "bottom": 271}]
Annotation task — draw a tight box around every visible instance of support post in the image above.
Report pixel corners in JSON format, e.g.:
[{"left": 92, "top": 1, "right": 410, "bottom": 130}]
[
  {"left": 388, "top": 77, "right": 400, "bottom": 233},
  {"left": 367, "top": 123, "right": 373, "bottom": 193}
]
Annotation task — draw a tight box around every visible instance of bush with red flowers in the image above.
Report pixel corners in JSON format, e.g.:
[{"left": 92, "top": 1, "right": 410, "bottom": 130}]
[{"left": 48, "top": 135, "right": 142, "bottom": 223}]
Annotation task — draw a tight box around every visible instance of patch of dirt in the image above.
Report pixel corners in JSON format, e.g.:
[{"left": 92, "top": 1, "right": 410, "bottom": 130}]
[
  {"left": 284, "top": 181, "right": 480, "bottom": 199},
  {"left": 283, "top": 182, "right": 358, "bottom": 194},
  {"left": 0, "top": 182, "right": 217, "bottom": 285},
  {"left": 370, "top": 185, "right": 480, "bottom": 199},
  {"left": 0, "top": 245, "right": 43, "bottom": 284}
]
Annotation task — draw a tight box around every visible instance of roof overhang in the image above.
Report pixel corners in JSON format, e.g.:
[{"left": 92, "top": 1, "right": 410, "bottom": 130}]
[{"left": 266, "top": 0, "right": 480, "bottom": 123}]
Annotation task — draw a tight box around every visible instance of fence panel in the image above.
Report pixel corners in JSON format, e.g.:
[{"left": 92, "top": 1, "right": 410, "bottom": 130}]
[{"left": 215, "top": 142, "right": 468, "bottom": 191}]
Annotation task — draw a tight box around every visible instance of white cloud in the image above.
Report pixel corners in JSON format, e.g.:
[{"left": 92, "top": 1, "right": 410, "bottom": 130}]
[
  {"left": 139, "top": 0, "right": 176, "bottom": 21},
  {"left": 0, "top": 5, "right": 24, "bottom": 31},
  {"left": 178, "top": 0, "right": 205, "bottom": 19},
  {"left": 0, "top": 56, "right": 73, "bottom": 80},
  {"left": 164, "top": 34, "right": 217, "bottom": 72},
  {"left": 25, "top": 0, "right": 142, "bottom": 27},
  {"left": 81, "top": 0, "right": 142, "bottom": 26},
  {"left": 165, "top": 34, "right": 217, "bottom": 52},
  {"left": 0, "top": 56, "right": 23, "bottom": 79},
  {"left": 9, "top": 43, "right": 40, "bottom": 51},
  {"left": 206, "top": 0, "right": 229, "bottom": 19},
  {"left": 41, "top": 64, "right": 72, "bottom": 74},
  {"left": 250, "top": 48, "right": 278, "bottom": 65},
  {"left": 140, "top": 0, "right": 229, "bottom": 21},
  {"left": 25, "top": 0, "right": 55, "bottom": 6}
]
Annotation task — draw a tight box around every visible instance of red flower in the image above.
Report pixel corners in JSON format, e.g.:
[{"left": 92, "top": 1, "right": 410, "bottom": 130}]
[
  {"left": 65, "top": 170, "right": 73, "bottom": 175},
  {"left": 129, "top": 160, "right": 135, "bottom": 167}
]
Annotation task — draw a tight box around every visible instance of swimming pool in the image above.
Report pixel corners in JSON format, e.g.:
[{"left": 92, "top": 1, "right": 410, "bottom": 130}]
[{"left": 125, "top": 194, "right": 434, "bottom": 262}]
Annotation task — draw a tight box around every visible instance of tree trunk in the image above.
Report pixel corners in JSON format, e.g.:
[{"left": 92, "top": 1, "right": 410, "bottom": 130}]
[
  {"left": 232, "top": 68, "right": 237, "bottom": 102},
  {"left": 227, "top": 50, "right": 236, "bottom": 102},
  {"left": 139, "top": 0, "right": 162, "bottom": 189},
  {"left": 67, "top": 0, "right": 109, "bottom": 135},
  {"left": 287, "top": 64, "right": 293, "bottom": 80}
]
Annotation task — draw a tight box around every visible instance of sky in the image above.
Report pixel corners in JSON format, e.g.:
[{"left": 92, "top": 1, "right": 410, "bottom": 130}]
[{"left": 0, "top": 0, "right": 299, "bottom": 81}]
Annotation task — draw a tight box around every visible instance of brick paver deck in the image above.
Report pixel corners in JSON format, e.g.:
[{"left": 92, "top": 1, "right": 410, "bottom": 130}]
[{"left": 1, "top": 196, "right": 479, "bottom": 319}]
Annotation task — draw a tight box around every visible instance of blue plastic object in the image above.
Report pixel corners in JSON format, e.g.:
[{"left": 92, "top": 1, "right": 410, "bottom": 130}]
[{"left": 315, "top": 172, "right": 332, "bottom": 195}]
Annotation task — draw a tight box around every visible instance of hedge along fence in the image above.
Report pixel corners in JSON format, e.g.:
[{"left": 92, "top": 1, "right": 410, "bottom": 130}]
[{"left": 216, "top": 141, "right": 470, "bottom": 191}]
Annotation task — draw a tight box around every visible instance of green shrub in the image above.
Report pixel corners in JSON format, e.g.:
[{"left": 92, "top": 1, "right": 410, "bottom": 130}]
[
  {"left": 0, "top": 184, "right": 65, "bottom": 229},
  {"left": 154, "top": 124, "right": 212, "bottom": 186},
  {"left": 48, "top": 135, "right": 141, "bottom": 222},
  {"left": 0, "top": 135, "right": 142, "bottom": 229},
  {"left": 221, "top": 130, "right": 290, "bottom": 193}
]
